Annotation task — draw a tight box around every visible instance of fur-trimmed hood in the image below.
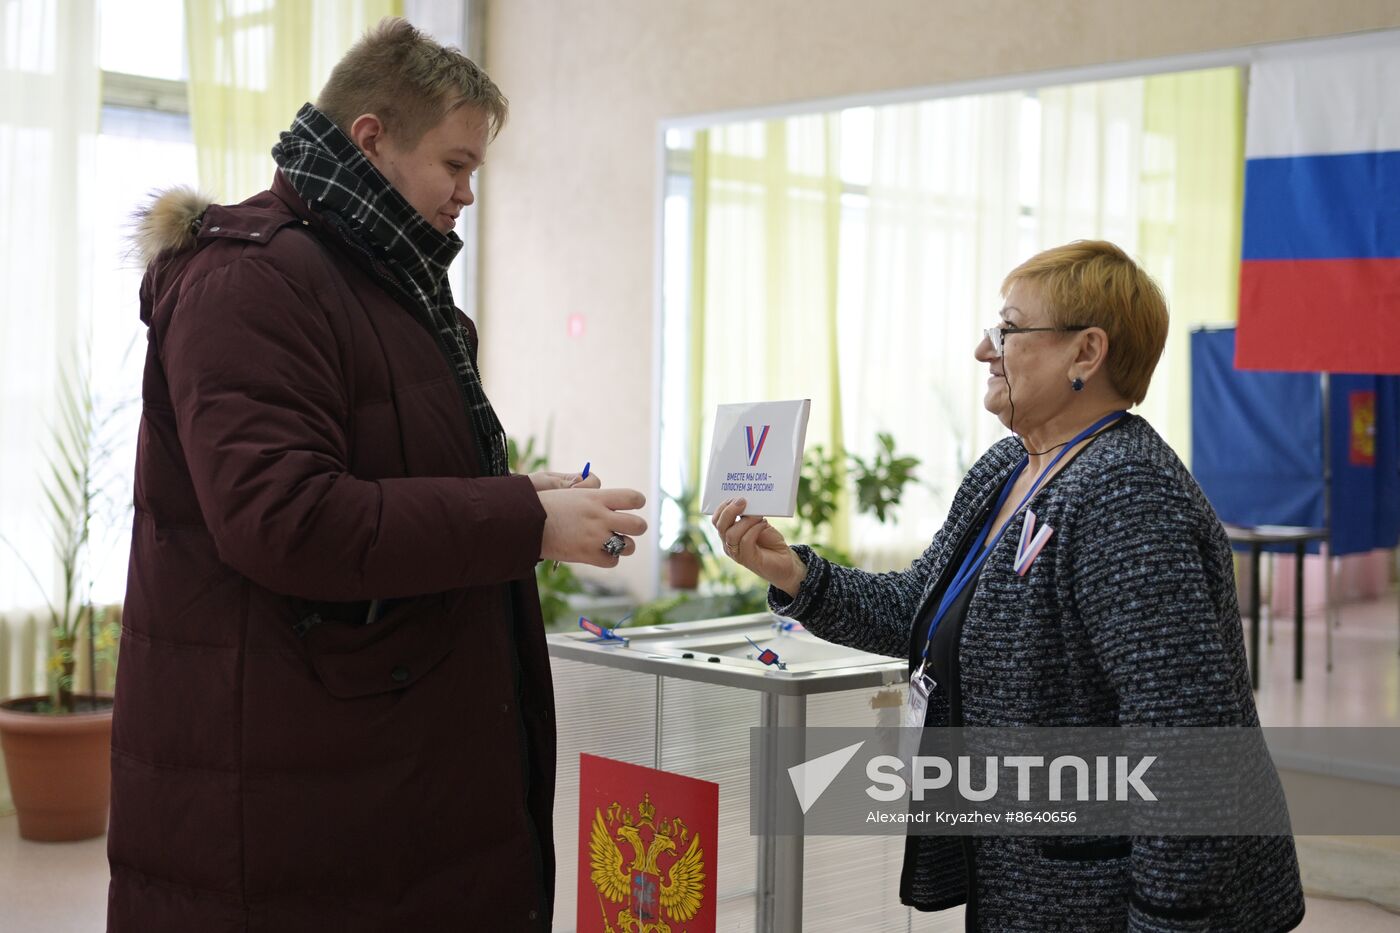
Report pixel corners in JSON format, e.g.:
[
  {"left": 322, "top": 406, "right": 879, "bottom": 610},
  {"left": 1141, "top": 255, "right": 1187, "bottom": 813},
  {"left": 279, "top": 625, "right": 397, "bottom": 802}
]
[{"left": 131, "top": 186, "right": 214, "bottom": 267}]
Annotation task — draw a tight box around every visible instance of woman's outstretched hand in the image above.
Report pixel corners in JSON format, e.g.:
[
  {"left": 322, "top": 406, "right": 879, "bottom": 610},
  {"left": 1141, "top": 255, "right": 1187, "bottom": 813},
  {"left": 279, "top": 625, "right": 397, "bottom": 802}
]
[{"left": 712, "top": 497, "right": 808, "bottom": 596}]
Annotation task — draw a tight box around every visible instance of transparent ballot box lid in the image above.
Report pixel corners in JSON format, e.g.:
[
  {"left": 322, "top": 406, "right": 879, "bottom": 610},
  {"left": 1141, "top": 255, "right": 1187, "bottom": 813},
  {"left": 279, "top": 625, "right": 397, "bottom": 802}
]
[{"left": 547, "top": 612, "right": 907, "bottom": 696}]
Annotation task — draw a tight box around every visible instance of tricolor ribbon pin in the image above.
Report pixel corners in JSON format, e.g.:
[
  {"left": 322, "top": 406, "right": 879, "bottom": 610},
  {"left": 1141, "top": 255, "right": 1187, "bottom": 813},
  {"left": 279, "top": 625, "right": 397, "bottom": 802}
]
[{"left": 1014, "top": 509, "right": 1054, "bottom": 576}]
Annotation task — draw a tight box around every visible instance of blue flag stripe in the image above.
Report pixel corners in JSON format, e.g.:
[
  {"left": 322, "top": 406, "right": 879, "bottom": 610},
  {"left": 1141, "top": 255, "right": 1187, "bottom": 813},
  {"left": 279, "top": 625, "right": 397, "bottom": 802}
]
[{"left": 1242, "top": 150, "right": 1400, "bottom": 260}]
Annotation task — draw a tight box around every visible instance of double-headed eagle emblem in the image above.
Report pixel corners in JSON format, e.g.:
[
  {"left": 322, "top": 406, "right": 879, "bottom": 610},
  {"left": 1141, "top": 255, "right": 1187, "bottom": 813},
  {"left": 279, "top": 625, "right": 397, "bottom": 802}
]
[{"left": 589, "top": 792, "right": 705, "bottom": 933}]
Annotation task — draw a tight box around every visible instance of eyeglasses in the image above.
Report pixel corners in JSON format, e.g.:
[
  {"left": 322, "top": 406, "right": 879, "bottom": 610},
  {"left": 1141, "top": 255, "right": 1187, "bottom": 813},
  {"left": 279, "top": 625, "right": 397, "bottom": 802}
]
[{"left": 983, "top": 325, "right": 1095, "bottom": 357}]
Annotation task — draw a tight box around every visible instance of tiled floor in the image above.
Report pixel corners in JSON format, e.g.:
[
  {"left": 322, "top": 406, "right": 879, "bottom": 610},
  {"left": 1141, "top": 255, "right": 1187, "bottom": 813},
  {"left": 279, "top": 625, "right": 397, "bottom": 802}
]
[
  {"left": 2, "top": 593, "right": 1398, "bottom": 931},
  {"left": 1251, "top": 590, "right": 1400, "bottom": 728},
  {"left": 0, "top": 818, "right": 107, "bottom": 931}
]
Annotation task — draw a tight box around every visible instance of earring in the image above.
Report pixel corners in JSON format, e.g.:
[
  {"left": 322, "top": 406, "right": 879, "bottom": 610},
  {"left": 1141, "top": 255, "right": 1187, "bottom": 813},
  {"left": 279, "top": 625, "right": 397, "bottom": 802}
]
[{"left": 1071, "top": 377, "right": 1084, "bottom": 392}]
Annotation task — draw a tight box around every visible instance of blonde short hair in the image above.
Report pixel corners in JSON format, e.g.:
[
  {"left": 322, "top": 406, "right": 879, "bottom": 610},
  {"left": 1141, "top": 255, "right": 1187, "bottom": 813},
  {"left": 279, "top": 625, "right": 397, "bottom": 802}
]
[
  {"left": 317, "top": 17, "right": 508, "bottom": 146},
  {"left": 1002, "top": 240, "right": 1168, "bottom": 405}
]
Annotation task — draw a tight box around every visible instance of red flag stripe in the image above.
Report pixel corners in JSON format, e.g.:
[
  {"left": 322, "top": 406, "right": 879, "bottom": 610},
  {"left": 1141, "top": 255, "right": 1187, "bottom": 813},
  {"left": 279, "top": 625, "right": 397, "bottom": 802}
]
[{"left": 1236, "top": 258, "right": 1400, "bottom": 375}]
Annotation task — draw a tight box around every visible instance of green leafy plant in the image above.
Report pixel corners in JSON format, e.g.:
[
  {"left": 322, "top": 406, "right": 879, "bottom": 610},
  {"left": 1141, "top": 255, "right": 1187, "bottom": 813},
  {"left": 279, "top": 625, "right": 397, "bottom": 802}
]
[
  {"left": 849, "top": 432, "right": 921, "bottom": 522},
  {"left": 1, "top": 361, "right": 124, "bottom": 714},
  {"left": 626, "top": 593, "right": 692, "bottom": 628},
  {"left": 663, "top": 482, "right": 714, "bottom": 557},
  {"left": 795, "top": 444, "right": 844, "bottom": 539},
  {"left": 535, "top": 561, "right": 583, "bottom": 630},
  {"left": 793, "top": 434, "right": 920, "bottom": 560},
  {"left": 508, "top": 434, "right": 549, "bottom": 476}
]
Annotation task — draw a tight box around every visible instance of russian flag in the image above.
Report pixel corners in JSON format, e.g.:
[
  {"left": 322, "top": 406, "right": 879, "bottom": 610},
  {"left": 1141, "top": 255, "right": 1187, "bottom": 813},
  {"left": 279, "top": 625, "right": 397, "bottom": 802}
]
[{"left": 1237, "top": 45, "right": 1400, "bottom": 374}]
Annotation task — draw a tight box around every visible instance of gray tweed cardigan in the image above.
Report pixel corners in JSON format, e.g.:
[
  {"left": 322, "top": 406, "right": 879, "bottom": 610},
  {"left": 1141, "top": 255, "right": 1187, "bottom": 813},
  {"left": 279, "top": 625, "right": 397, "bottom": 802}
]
[{"left": 771, "top": 415, "right": 1304, "bottom": 932}]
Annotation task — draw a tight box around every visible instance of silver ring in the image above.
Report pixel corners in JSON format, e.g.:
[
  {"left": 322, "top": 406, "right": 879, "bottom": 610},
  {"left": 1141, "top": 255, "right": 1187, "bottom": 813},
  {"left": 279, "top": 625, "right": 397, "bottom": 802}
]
[{"left": 602, "top": 533, "right": 626, "bottom": 556}]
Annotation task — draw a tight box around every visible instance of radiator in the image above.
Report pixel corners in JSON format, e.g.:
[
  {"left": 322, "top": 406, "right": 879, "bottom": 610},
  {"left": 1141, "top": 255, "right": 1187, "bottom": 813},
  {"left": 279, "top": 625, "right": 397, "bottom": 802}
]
[{"left": 0, "top": 608, "right": 44, "bottom": 703}]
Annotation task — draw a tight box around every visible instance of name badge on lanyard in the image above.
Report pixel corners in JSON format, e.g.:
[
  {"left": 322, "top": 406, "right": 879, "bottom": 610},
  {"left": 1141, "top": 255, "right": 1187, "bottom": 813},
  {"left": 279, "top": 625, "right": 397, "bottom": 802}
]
[
  {"left": 901, "top": 660, "right": 936, "bottom": 762},
  {"left": 904, "top": 660, "right": 935, "bottom": 728}
]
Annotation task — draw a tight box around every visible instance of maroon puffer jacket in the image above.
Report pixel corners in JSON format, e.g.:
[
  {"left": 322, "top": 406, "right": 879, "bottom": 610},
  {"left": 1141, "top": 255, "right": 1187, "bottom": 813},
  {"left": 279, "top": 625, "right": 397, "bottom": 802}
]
[{"left": 109, "top": 172, "right": 555, "bottom": 931}]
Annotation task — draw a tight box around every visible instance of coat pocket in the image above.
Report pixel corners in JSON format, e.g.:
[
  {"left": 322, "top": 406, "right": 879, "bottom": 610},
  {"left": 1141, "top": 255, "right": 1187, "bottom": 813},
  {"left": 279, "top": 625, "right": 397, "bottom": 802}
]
[{"left": 301, "top": 594, "right": 455, "bottom": 699}]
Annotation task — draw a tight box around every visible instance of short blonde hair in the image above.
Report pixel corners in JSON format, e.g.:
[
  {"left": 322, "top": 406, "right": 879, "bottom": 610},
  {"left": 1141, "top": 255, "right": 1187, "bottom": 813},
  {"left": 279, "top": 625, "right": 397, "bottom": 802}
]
[
  {"left": 1002, "top": 240, "right": 1167, "bottom": 405},
  {"left": 317, "top": 17, "right": 508, "bottom": 146}
]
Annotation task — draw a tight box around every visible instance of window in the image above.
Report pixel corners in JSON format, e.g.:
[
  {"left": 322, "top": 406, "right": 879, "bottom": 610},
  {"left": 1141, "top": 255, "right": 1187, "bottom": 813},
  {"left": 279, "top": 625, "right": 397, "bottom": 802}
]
[
  {"left": 0, "top": 0, "right": 193, "bottom": 610},
  {"left": 99, "top": 0, "right": 187, "bottom": 81},
  {"left": 660, "top": 68, "right": 1243, "bottom": 569},
  {"left": 89, "top": 3, "right": 195, "bottom": 603}
]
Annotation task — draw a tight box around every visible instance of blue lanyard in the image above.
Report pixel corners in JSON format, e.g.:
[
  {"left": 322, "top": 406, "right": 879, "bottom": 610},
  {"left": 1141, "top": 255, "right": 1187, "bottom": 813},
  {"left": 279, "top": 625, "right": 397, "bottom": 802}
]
[{"left": 918, "top": 410, "right": 1127, "bottom": 664}]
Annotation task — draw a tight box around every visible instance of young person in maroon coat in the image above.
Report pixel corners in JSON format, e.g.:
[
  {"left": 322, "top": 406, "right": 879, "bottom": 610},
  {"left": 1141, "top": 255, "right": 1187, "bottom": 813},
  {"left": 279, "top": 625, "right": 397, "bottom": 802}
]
[{"left": 110, "top": 19, "right": 644, "bottom": 931}]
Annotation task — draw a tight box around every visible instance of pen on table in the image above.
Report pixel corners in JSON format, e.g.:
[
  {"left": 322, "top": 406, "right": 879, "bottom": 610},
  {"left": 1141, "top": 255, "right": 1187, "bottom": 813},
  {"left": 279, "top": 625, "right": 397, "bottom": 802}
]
[{"left": 551, "top": 461, "right": 592, "bottom": 572}]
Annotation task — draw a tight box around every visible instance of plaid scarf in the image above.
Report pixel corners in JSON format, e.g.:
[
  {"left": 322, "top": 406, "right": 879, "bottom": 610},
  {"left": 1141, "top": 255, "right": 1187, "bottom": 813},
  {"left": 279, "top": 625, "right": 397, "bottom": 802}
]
[{"left": 271, "top": 103, "right": 509, "bottom": 477}]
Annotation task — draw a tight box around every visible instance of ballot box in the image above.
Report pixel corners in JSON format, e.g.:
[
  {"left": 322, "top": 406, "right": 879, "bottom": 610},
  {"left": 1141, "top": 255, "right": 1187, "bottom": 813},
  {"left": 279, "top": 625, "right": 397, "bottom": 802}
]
[{"left": 548, "top": 613, "right": 951, "bottom": 933}]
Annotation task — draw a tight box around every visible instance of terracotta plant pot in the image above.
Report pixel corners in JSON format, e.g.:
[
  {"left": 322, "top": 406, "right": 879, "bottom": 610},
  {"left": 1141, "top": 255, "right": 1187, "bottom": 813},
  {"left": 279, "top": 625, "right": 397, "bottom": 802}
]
[
  {"left": 667, "top": 549, "right": 702, "bottom": 590},
  {"left": 0, "top": 696, "right": 114, "bottom": 841}
]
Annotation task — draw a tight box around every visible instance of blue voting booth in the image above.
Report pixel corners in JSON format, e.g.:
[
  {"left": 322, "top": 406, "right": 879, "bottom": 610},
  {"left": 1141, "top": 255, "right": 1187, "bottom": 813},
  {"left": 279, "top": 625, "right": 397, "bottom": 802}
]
[{"left": 1191, "top": 327, "right": 1400, "bottom": 557}]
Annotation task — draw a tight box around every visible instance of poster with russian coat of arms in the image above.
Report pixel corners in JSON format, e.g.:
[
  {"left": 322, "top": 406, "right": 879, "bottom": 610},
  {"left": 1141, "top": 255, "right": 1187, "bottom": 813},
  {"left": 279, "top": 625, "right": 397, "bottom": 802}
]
[{"left": 577, "top": 754, "right": 718, "bottom": 933}]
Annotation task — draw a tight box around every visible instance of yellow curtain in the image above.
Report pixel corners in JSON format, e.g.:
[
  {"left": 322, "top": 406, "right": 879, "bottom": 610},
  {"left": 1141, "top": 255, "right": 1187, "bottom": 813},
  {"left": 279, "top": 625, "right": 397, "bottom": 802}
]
[
  {"left": 1136, "top": 67, "right": 1245, "bottom": 467},
  {"left": 686, "top": 132, "right": 710, "bottom": 503},
  {"left": 184, "top": 0, "right": 400, "bottom": 203},
  {"left": 692, "top": 116, "right": 850, "bottom": 553}
]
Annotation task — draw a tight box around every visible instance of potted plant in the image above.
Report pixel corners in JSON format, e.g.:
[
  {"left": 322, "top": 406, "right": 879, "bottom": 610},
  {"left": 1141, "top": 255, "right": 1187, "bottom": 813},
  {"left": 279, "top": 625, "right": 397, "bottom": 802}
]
[
  {"left": 792, "top": 432, "right": 921, "bottom": 564},
  {"left": 663, "top": 483, "right": 713, "bottom": 590},
  {"left": 0, "top": 362, "right": 123, "bottom": 841},
  {"left": 848, "top": 431, "right": 922, "bottom": 523}
]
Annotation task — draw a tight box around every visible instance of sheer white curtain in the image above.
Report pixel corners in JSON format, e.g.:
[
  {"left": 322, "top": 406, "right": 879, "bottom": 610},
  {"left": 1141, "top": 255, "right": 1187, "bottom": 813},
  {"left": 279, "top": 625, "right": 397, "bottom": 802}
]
[
  {"left": 837, "top": 71, "right": 1240, "bottom": 568},
  {"left": 1037, "top": 79, "right": 1146, "bottom": 248},
  {"left": 0, "top": 0, "right": 102, "bottom": 617},
  {"left": 184, "top": 0, "right": 398, "bottom": 204},
  {"left": 692, "top": 115, "right": 851, "bottom": 548},
  {"left": 838, "top": 93, "right": 1028, "bottom": 569},
  {"left": 1038, "top": 71, "right": 1245, "bottom": 466}
]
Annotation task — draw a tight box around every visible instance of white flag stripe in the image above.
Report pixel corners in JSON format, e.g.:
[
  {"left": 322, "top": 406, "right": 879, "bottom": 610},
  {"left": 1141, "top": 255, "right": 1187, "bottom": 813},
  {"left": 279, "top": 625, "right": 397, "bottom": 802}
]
[{"left": 1246, "top": 44, "right": 1400, "bottom": 159}]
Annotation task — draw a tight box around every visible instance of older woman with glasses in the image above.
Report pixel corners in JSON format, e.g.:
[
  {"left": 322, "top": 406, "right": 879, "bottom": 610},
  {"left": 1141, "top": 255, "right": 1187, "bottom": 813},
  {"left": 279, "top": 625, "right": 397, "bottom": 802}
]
[{"left": 713, "top": 240, "right": 1304, "bottom": 931}]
